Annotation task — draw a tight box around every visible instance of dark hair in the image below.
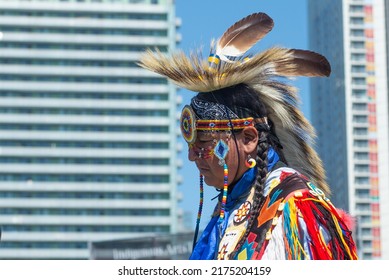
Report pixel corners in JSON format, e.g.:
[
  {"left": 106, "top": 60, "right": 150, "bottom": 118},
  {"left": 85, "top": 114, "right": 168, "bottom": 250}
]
[
  {"left": 194, "top": 83, "right": 286, "bottom": 258},
  {"left": 195, "top": 83, "right": 268, "bottom": 119}
]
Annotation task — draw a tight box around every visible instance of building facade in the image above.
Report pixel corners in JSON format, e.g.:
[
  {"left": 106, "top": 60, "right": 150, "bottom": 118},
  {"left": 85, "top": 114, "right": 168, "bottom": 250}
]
[
  {"left": 308, "top": 0, "right": 389, "bottom": 259},
  {"left": 0, "top": 0, "right": 181, "bottom": 259}
]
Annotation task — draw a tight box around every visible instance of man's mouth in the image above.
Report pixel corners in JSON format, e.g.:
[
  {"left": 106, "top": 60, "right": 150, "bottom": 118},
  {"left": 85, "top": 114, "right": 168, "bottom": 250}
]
[{"left": 197, "top": 166, "right": 210, "bottom": 174}]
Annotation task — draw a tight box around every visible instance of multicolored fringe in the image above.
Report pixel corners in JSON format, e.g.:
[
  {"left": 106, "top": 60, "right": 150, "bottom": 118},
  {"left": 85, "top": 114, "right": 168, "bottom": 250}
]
[
  {"left": 283, "top": 198, "right": 307, "bottom": 259},
  {"left": 282, "top": 185, "right": 358, "bottom": 260}
]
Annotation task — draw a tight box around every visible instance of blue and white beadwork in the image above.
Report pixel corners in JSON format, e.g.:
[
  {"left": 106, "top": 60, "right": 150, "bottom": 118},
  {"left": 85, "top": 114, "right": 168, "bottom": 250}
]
[{"left": 214, "top": 139, "right": 229, "bottom": 166}]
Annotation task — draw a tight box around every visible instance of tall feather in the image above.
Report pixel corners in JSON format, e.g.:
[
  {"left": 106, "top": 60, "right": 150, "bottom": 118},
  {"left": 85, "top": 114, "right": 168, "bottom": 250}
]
[
  {"left": 215, "top": 12, "right": 274, "bottom": 61},
  {"left": 274, "top": 49, "right": 331, "bottom": 77}
]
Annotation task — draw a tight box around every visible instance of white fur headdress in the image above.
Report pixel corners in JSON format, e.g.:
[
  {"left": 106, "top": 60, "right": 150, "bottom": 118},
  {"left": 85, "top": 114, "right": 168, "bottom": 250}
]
[{"left": 138, "top": 12, "right": 331, "bottom": 195}]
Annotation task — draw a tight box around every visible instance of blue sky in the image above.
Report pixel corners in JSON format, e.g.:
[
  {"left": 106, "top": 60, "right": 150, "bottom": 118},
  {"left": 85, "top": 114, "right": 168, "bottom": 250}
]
[{"left": 175, "top": 0, "right": 310, "bottom": 228}]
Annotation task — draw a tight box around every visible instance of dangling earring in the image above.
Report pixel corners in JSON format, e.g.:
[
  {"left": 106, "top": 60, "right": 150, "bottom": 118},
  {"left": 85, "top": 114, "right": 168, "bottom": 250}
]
[
  {"left": 213, "top": 139, "right": 229, "bottom": 223},
  {"left": 245, "top": 155, "right": 256, "bottom": 168}
]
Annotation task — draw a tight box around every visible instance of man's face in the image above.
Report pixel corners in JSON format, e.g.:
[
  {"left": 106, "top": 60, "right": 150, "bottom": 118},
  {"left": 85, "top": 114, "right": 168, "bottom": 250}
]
[{"left": 188, "top": 131, "right": 247, "bottom": 189}]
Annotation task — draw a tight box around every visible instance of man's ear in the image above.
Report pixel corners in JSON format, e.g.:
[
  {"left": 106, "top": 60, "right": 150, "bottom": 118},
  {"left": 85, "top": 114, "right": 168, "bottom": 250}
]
[{"left": 241, "top": 127, "right": 258, "bottom": 154}]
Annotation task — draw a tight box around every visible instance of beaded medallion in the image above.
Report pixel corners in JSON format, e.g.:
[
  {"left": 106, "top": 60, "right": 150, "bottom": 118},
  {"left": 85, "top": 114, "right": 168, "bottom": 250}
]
[{"left": 180, "top": 105, "right": 196, "bottom": 144}]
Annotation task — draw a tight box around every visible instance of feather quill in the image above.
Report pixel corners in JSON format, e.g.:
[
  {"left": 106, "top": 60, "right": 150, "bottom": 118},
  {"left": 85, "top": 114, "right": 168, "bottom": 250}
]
[{"left": 215, "top": 12, "right": 274, "bottom": 61}]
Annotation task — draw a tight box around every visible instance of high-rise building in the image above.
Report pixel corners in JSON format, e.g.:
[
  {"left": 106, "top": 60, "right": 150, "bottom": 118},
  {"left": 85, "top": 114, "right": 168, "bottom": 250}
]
[
  {"left": 308, "top": 0, "right": 389, "bottom": 259},
  {"left": 0, "top": 0, "right": 181, "bottom": 259}
]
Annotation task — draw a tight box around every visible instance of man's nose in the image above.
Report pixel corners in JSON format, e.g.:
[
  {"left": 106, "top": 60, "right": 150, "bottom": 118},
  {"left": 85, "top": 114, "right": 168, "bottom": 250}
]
[{"left": 188, "top": 146, "right": 197, "bottom": 162}]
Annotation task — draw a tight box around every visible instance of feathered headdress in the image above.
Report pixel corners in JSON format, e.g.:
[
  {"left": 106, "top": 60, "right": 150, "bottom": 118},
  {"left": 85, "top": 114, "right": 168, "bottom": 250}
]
[{"left": 138, "top": 12, "right": 331, "bottom": 195}]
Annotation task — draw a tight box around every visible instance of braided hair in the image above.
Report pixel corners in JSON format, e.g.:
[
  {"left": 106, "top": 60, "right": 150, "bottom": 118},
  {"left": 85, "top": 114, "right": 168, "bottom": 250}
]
[
  {"left": 193, "top": 83, "right": 285, "bottom": 259},
  {"left": 229, "top": 124, "right": 270, "bottom": 258}
]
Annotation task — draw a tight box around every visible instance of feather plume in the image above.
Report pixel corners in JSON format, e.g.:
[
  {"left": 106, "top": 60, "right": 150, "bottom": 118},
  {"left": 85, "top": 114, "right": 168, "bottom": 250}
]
[{"left": 215, "top": 12, "right": 274, "bottom": 61}]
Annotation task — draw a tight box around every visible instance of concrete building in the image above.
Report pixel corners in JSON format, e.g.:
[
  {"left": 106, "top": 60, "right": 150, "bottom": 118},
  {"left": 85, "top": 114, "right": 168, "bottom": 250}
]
[
  {"left": 308, "top": 0, "right": 389, "bottom": 259},
  {"left": 0, "top": 0, "right": 181, "bottom": 259}
]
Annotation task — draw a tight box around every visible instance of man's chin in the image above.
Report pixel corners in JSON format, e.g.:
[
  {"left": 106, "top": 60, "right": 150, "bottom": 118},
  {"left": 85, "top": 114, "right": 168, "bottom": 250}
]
[{"left": 203, "top": 176, "right": 223, "bottom": 189}]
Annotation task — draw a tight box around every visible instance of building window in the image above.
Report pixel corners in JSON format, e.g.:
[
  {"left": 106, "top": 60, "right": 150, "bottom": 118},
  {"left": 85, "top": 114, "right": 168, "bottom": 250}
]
[
  {"left": 354, "top": 164, "right": 369, "bottom": 173},
  {"left": 354, "top": 152, "right": 369, "bottom": 160},
  {"left": 354, "top": 140, "right": 368, "bottom": 147},
  {"left": 353, "top": 115, "right": 368, "bottom": 123},
  {"left": 0, "top": 174, "right": 170, "bottom": 183},
  {"left": 350, "top": 17, "right": 364, "bottom": 25},
  {"left": 351, "top": 53, "right": 366, "bottom": 61},
  {"left": 350, "top": 5, "right": 364, "bottom": 13},
  {"left": 352, "top": 77, "right": 366, "bottom": 85},
  {"left": 351, "top": 65, "right": 366, "bottom": 73},
  {"left": 353, "top": 127, "right": 368, "bottom": 135},
  {"left": 350, "top": 29, "right": 365, "bottom": 37},
  {"left": 352, "top": 89, "right": 366, "bottom": 99},
  {"left": 351, "top": 41, "right": 365, "bottom": 49},
  {"left": 352, "top": 103, "right": 367, "bottom": 111},
  {"left": 355, "top": 189, "right": 370, "bottom": 198},
  {"left": 355, "top": 176, "right": 369, "bottom": 185}
]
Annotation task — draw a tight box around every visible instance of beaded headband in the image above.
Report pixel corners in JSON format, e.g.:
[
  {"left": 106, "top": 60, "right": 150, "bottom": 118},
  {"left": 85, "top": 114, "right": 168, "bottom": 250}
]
[{"left": 180, "top": 104, "right": 268, "bottom": 144}]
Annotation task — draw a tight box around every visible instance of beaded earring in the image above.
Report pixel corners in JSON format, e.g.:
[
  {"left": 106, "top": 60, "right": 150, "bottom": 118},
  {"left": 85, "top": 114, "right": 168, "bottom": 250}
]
[
  {"left": 245, "top": 155, "right": 256, "bottom": 168},
  {"left": 213, "top": 139, "right": 229, "bottom": 223}
]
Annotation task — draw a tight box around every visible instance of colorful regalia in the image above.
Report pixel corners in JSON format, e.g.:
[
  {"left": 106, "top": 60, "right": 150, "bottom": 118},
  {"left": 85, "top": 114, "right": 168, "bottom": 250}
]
[
  {"left": 139, "top": 11, "right": 359, "bottom": 260},
  {"left": 191, "top": 164, "right": 358, "bottom": 260}
]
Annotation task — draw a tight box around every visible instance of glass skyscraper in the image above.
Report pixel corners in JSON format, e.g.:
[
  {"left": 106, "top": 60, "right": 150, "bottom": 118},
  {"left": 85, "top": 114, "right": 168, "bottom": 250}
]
[
  {"left": 309, "top": 0, "right": 389, "bottom": 259},
  {"left": 0, "top": 0, "right": 180, "bottom": 259}
]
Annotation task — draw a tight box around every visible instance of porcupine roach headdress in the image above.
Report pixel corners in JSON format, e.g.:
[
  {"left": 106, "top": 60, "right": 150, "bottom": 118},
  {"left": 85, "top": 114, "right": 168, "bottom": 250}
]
[{"left": 139, "top": 13, "right": 331, "bottom": 244}]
